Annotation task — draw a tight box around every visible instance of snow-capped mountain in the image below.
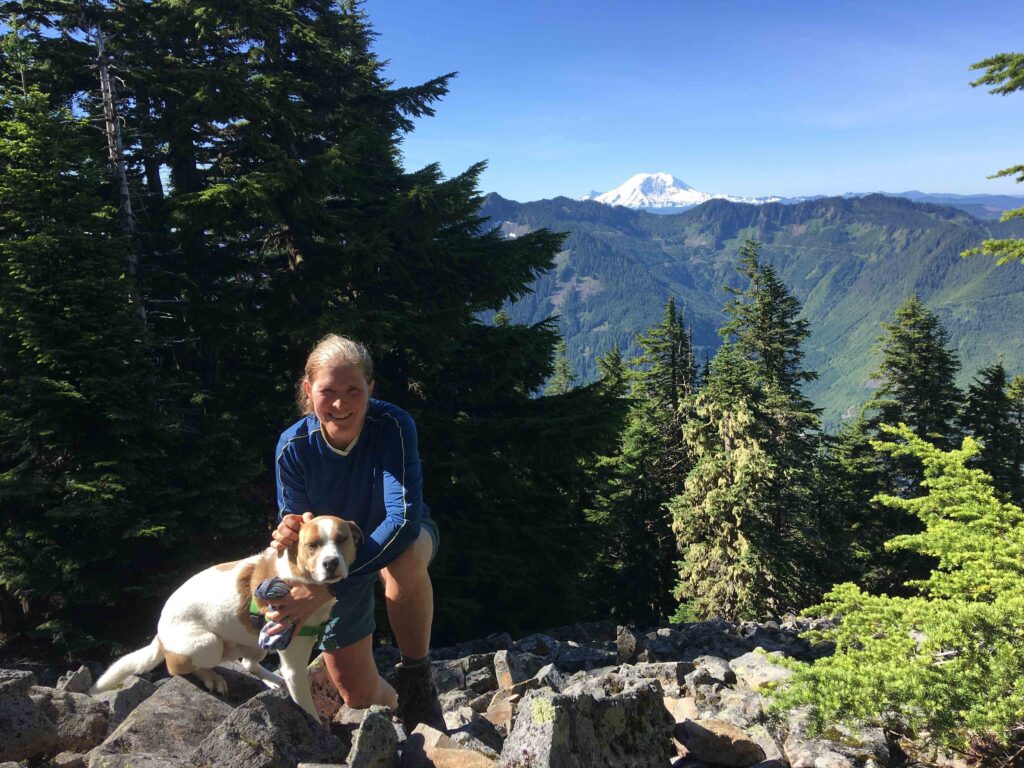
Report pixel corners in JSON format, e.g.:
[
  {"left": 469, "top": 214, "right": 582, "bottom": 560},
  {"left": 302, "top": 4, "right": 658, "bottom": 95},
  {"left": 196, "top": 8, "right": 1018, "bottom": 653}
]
[{"left": 582, "top": 172, "right": 780, "bottom": 210}]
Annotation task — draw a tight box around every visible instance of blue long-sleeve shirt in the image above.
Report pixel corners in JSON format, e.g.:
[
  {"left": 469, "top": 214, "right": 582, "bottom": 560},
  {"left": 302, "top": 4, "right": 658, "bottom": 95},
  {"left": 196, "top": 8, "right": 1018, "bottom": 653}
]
[{"left": 275, "top": 399, "right": 427, "bottom": 586}]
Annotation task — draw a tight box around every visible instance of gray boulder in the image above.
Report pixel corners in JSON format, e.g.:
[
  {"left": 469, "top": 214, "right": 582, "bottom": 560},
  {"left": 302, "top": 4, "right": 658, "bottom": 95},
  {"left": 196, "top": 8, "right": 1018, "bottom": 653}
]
[
  {"left": 57, "top": 666, "right": 93, "bottom": 694},
  {"left": 92, "top": 674, "right": 156, "bottom": 728},
  {"left": 0, "top": 668, "right": 59, "bottom": 762},
  {"left": 189, "top": 690, "right": 348, "bottom": 768},
  {"left": 553, "top": 643, "right": 616, "bottom": 673},
  {"left": 675, "top": 718, "right": 767, "bottom": 767},
  {"left": 728, "top": 650, "right": 793, "bottom": 692},
  {"left": 498, "top": 672, "right": 673, "bottom": 768},
  {"left": 89, "top": 755, "right": 191, "bottom": 768},
  {"left": 616, "top": 626, "right": 644, "bottom": 664},
  {"left": 29, "top": 686, "right": 110, "bottom": 753},
  {"left": 347, "top": 705, "right": 397, "bottom": 768},
  {"left": 89, "top": 675, "right": 232, "bottom": 762},
  {"left": 511, "top": 633, "right": 560, "bottom": 660},
  {"left": 492, "top": 650, "right": 544, "bottom": 689}
]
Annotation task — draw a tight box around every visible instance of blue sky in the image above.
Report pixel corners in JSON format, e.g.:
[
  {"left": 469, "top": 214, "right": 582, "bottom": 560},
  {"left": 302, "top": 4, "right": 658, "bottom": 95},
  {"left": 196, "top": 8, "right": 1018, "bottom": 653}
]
[{"left": 366, "top": 1, "right": 1024, "bottom": 202}]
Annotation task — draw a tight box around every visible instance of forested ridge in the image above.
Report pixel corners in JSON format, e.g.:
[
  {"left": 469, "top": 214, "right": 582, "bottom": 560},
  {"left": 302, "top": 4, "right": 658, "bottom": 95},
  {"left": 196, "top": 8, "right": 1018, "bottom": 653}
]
[
  {"left": 1, "top": 3, "right": 1023, "bottom": 761},
  {"left": 481, "top": 192, "right": 1024, "bottom": 428}
]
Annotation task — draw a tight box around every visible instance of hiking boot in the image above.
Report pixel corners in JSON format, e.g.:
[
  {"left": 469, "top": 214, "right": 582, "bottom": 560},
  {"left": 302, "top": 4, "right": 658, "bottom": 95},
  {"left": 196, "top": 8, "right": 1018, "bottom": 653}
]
[{"left": 395, "top": 661, "right": 446, "bottom": 732}]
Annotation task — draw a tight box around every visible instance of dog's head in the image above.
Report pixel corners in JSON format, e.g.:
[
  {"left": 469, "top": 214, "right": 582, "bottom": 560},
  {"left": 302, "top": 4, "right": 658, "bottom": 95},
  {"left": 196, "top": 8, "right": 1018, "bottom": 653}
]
[{"left": 290, "top": 516, "right": 363, "bottom": 584}]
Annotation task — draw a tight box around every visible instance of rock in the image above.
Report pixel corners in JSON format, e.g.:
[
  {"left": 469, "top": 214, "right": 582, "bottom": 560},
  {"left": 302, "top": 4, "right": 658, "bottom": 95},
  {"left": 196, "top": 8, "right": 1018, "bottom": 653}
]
[
  {"left": 190, "top": 690, "right": 348, "bottom": 768},
  {"left": 532, "top": 664, "right": 566, "bottom": 693},
  {"left": 89, "top": 675, "right": 232, "bottom": 761},
  {"left": 467, "top": 690, "right": 496, "bottom": 713},
  {"left": 511, "top": 633, "right": 560, "bottom": 660},
  {"left": 347, "top": 705, "right": 398, "bottom": 768},
  {"left": 745, "top": 724, "right": 785, "bottom": 763},
  {"left": 432, "top": 660, "right": 467, "bottom": 694},
  {"left": 309, "top": 654, "right": 344, "bottom": 722},
  {"left": 620, "top": 661, "right": 693, "bottom": 692},
  {"left": 728, "top": 651, "right": 793, "bottom": 692},
  {"left": 401, "top": 723, "right": 456, "bottom": 767},
  {"left": 92, "top": 674, "right": 156, "bottom": 728},
  {"left": 444, "top": 705, "right": 476, "bottom": 731},
  {"left": 207, "top": 660, "right": 276, "bottom": 705},
  {"left": 52, "top": 751, "right": 88, "bottom": 768},
  {"left": 440, "top": 688, "right": 474, "bottom": 712},
  {"left": 712, "top": 687, "right": 765, "bottom": 729},
  {"left": 465, "top": 665, "right": 497, "bottom": 695},
  {"left": 553, "top": 644, "right": 616, "bottom": 673},
  {"left": 426, "top": 748, "right": 497, "bottom": 767},
  {"left": 57, "top": 666, "right": 93, "bottom": 694},
  {"left": 482, "top": 689, "right": 520, "bottom": 735},
  {"left": 616, "top": 625, "right": 644, "bottom": 664},
  {"left": 664, "top": 695, "right": 699, "bottom": 722},
  {"left": 89, "top": 754, "right": 191, "bottom": 767},
  {"left": 675, "top": 719, "right": 767, "bottom": 767},
  {"left": 782, "top": 709, "right": 889, "bottom": 768},
  {"left": 0, "top": 669, "right": 59, "bottom": 762},
  {"left": 29, "top": 686, "right": 109, "bottom": 753},
  {"left": 493, "top": 650, "right": 543, "bottom": 689},
  {"left": 692, "top": 655, "right": 736, "bottom": 685},
  {"left": 450, "top": 716, "right": 503, "bottom": 758},
  {"left": 497, "top": 672, "right": 673, "bottom": 768}
]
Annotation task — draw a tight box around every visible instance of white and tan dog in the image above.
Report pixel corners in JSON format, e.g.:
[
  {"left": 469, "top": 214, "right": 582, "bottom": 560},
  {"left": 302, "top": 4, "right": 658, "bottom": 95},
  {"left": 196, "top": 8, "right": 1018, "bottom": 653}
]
[{"left": 91, "top": 515, "right": 361, "bottom": 719}]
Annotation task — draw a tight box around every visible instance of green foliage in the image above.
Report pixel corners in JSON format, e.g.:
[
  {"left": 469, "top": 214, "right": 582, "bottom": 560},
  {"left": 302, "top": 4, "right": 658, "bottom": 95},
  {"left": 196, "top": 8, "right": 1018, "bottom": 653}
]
[
  {"left": 544, "top": 340, "right": 576, "bottom": 395},
  {"left": 0, "top": 85, "right": 179, "bottom": 648},
  {"left": 581, "top": 300, "right": 696, "bottom": 627},
  {"left": 964, "top": 53, "right": 1024, "bottom": 265},
  {"left": 959, "top": 362, "right": 1024, "bottom": 502},
  {"left": 671, "top": 241, "right": 825, "bottom": 621},
  {"left": 773, "top": 426, "right": 1024, "bottom": 754},
  {"left": 0, "top": 2, "right": 621, "bottom": 649}
]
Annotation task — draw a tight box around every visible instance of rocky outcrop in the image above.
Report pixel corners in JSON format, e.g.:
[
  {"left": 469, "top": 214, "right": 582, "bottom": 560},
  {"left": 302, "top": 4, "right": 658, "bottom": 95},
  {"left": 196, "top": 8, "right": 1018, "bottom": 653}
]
[{"left": 0, "top": 614, "right": 894, "bottom": 768}]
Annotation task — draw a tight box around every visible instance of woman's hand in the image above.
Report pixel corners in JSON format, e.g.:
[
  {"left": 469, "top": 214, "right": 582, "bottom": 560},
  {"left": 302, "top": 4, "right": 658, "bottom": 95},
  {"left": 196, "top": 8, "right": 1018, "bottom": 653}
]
[
  {"left": 264, "top": 583, "right": 331, "bottom": 634},
  {"left": 271, "top": 511, "right": 314, "bottom": 551}
]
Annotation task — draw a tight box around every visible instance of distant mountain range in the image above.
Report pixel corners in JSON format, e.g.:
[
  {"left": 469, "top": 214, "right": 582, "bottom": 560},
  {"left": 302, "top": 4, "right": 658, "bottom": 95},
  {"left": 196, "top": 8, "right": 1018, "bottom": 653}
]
[
  {"left": 481, "top": 191, "right": 1024, "bottom": 428},
  {"left": 580, "top": 172, "right": 1024, "bottom": 220}
]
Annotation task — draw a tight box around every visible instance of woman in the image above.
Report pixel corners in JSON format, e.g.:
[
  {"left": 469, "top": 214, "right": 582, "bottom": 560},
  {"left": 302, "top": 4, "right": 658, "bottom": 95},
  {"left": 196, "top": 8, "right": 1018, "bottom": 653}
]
[{"left": 267, "top": 334, "right": 444, "bottom": 730}]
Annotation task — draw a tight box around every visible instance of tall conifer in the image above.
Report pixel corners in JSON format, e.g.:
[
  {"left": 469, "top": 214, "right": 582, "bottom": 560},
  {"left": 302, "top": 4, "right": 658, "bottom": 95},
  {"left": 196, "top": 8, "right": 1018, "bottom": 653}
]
[{"left": 671, "top": 241, "right": 824, "bottom": 620}]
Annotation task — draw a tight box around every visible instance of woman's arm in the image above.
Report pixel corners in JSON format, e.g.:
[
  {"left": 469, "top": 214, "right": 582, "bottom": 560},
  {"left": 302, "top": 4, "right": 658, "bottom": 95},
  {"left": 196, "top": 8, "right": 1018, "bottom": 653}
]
[{"left": 348, "top": 409, "right": 424, "bottom": 575}]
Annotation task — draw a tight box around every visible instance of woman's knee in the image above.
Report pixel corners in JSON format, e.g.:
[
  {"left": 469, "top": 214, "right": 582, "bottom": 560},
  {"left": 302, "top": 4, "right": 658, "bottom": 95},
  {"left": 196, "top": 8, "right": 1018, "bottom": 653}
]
[{"left": 384, "top": 528, "right": 433, "bottom": 583}]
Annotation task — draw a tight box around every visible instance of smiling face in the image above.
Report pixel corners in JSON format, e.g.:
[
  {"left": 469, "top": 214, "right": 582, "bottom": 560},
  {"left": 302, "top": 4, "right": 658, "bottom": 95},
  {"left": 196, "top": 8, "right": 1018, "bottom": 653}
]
[
  {"left": 295, "top": 516, "right": 363, "bottom": 583},
  {"left": 304, "top": 363, "right": 374, "bottom": 451}
]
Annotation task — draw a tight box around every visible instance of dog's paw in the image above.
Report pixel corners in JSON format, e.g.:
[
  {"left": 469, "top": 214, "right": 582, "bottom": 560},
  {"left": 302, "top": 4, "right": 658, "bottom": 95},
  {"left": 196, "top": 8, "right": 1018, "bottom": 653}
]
[{"left": 195, "top": 669, "right": 229, "bottom": 695}]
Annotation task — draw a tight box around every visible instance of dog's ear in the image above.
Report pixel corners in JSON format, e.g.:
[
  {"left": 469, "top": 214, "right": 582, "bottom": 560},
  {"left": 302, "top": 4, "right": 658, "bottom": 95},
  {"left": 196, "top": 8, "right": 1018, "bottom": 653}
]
[{"left": 346, "top": 521, "right": 364, "bottom": 545}]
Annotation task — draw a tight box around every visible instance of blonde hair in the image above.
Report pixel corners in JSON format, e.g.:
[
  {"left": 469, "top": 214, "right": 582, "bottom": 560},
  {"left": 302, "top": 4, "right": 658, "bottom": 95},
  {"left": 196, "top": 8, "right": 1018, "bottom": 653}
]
[{"left": 296, "top": 334, "right": 374, "bottom": 415}]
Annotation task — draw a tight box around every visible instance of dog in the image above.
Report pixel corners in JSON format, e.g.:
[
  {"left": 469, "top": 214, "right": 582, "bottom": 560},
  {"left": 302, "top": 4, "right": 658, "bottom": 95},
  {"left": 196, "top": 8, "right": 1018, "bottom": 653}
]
[{"left": 90, "top": 515, "right": 361, "bottom": 719}]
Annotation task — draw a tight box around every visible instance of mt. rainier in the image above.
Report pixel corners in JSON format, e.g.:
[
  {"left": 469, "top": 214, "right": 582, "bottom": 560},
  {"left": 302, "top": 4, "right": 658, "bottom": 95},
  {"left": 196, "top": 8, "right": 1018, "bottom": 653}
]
[{"left": 582, "top": 172, "right": 780, "bottom": 211}]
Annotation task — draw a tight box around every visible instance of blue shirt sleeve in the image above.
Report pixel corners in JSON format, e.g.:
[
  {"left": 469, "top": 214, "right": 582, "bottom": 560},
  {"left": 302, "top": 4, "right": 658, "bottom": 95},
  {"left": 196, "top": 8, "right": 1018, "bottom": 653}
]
[
  {"left": 276, "top": 438, "right": 312, "bottom": 522},
  {"left": 348, "top": 408, "right": 424, "bottom": 576}
]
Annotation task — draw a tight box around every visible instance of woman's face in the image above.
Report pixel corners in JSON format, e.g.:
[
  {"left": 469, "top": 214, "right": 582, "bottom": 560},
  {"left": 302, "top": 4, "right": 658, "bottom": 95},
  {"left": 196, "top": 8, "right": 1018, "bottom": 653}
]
[{"left": 305, "top": 363, "right": 374, "bottom": 450}]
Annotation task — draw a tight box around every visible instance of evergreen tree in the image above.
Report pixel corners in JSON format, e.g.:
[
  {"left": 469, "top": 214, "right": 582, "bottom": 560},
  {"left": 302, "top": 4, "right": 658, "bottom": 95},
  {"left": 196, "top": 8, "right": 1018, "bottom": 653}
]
[
  {"left": 845, "top": 295, "right": 962, "bottom": 593},
  {"left": 1, "top": 2, "right": 621, "bottom": 646},
  {"left": 866, "top": 295, "right": 962, "bottom": 457},
  {"left": 0, "top": 78, "right": 181, "bottom": 648},
  {"left": 671, "top": 241, "right": 824, "bottom": 620},
  {"left": 963, "top": 53, "right": 1024, "bottom": 266},
  {"left": 774, "top": 426, "right": 1024, "bottom": 762},
  {"left": 580, "top": 301, "right": 698, "bottom": 627},
  {"left": 959, "top": 362, "right": 1021, "bottom": 500},
  {"left": 545, "top": 339, "right": 576, "bottom": 395}
]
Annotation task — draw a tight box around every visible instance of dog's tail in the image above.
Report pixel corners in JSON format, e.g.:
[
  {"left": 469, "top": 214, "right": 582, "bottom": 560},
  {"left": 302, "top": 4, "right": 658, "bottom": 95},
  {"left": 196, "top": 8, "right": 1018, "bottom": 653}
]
[{"left": 90, "top": 637, "right": 164, "bottom": 694}]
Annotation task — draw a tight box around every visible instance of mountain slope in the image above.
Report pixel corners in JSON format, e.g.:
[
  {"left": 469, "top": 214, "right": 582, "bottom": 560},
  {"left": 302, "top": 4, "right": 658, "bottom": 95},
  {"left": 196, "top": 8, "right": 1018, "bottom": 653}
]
[{"left": 480, "top": 193, "right": 1024, "bottom": 427}]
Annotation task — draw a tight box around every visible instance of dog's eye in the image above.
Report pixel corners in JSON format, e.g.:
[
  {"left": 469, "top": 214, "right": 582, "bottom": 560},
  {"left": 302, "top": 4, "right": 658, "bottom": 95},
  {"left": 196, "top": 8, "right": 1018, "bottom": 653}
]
[{"left": 309, "top": 541, "right": 321, "bottom": 549}]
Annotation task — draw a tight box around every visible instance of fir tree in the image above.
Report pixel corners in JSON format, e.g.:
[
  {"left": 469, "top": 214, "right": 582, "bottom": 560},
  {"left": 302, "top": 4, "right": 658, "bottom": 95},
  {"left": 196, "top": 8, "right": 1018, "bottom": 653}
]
[
  {"left": 671, "top": 241, "right": 824, "bottom": 620},
  {"left": 0, "top": 81, "right": 178, "bottom": 648},
  {"left": 963, "top": 53, "right": 1024, "bottom": 266},
  {"left": 545, "top": 339, "right": 576, "bottom": 395},
  {"left": 959, "top": 362, "right": 1021, "bottom": 500},
  {"left": 774, "top": 426, "right": 1024, "bottom": 761},
  {"left": 866, "top": 295, "right": 962, "bottom": 456}
]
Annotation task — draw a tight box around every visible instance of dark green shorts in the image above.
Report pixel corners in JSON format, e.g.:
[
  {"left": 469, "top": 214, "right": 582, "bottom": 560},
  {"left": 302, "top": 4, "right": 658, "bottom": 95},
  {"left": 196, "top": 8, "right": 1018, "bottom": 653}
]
[{"left": 319, "top": 517, "right": 439, "bottom": 651}]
